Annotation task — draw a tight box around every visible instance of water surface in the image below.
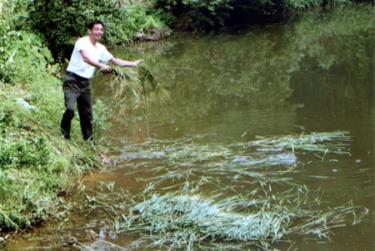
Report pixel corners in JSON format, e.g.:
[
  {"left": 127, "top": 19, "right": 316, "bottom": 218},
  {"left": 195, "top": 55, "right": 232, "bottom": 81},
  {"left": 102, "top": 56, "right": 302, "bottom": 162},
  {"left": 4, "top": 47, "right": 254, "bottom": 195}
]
[{"left": 7, "top": 5, "right": 374, "bottom": 251}]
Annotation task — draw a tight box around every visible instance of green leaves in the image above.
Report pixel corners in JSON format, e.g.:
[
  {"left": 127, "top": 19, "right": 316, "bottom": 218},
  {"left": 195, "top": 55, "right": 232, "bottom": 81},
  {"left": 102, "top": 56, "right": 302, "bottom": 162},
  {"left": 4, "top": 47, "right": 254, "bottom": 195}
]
[
  {"left": 154, "top": 0, "right": 358, "bottom": 30},
  {"left": 28, "top": 0, "right": 166, "bottom": 59},
  {"left": 0, "top": 21, "right": 54, "bottom": 85},
  {"left": 0, "top": 133, "right": 50, "bottom": 169}
]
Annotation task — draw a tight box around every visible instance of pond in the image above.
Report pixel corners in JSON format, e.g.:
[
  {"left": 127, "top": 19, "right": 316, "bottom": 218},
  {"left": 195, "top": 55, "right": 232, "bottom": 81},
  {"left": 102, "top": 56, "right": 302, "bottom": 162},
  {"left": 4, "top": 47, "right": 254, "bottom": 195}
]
[{"left": 7, "top": 5, "right": 374, "bottom": 251}]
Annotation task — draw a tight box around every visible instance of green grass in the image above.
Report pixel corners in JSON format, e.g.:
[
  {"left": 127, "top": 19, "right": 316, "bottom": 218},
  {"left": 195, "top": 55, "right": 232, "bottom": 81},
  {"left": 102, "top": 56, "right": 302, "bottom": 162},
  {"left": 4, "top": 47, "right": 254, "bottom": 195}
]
[
  {"left": 0, "top": 81, "right": 101, "bottom": 230},
  {"left": 0, "top": 2, "right": 106, "bottom": 230}
]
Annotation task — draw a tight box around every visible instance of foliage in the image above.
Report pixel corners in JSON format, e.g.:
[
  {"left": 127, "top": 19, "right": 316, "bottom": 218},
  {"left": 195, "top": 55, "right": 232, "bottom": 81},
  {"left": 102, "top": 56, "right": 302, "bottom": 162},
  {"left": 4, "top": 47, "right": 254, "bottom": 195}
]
[
  {"left": 0, "top": 0, "right": 59, "bottom": 84},
  {"left": 153, "top": 0, "right": 362, "bottom": 30},
  {"left": 28, "top": 0, "right": 166, "bottom": 59},
  {"left": 92, "top": 99, "right": 110, "bottom": 143},
  {"left": 0, "top": 0, "right": 106, "bottom": 230},
  {"left": 154, "top": 0, "right": 233, "bottom": 30},
  {"left": 0, "top": 82, "right": 96, "bottom": 230}
]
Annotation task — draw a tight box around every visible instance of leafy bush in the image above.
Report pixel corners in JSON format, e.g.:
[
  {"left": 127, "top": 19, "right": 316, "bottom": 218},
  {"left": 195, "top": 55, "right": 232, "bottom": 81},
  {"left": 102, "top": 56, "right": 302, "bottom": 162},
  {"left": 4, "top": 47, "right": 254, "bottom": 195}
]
[
  {"left": 0, "top": 134, "right": 50, "bottom": 169},
  {"left": 28, "top": 0, "right": 166, "bottom": 59},
  {"left": 153, "top": 0, "right": 360, "bottom": 30},
  {"left": 153, "top": 0, "right": 233, "bottom": 30},
  {"left": 0, "top": 0, "right": 56, "bottom": 85},
  {"left": 0, "top": 22, "right": 14, "bottom": 83}
]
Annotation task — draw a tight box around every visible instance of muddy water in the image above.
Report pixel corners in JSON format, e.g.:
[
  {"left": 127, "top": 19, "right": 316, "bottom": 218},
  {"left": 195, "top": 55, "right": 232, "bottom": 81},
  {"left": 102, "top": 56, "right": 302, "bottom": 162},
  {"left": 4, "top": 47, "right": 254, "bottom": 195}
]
[{"left": 7, "top": 5, "right": 374, "bottom": 251}]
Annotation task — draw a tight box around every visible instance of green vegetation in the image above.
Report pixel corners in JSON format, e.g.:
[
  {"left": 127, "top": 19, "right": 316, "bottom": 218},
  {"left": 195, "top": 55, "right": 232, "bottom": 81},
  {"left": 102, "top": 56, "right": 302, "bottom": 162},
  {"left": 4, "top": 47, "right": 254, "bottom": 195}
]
[
  {"left": 153, "top": 0, "right": 369, "bottom": 30},
  {"left": 0, "top": 0, "right": 104, "bottom": 230},
  {"left": 20, "top": 0, "right": 372, "bottom": 61},
  {"left": 28, "top": 0, "right": 167, "bottom": 59}
]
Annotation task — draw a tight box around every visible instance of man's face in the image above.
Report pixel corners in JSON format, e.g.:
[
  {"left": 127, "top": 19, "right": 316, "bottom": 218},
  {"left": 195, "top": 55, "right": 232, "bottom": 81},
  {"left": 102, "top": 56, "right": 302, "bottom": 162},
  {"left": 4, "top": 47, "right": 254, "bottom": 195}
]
[{"left": 88, "top": 24, "right": 104, "bottom": 41}]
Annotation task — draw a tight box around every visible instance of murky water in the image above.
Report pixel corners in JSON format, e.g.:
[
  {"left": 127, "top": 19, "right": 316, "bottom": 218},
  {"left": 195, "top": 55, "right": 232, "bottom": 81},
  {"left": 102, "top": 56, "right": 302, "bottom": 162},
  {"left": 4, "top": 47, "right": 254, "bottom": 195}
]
[{"left": 7, "top": 6, "right": 374, "bottom": 251}]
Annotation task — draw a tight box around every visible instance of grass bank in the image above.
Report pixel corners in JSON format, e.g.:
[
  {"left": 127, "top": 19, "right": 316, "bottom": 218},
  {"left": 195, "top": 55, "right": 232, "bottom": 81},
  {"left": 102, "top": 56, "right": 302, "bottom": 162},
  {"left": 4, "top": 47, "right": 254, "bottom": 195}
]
[{"left": 0, "top": 1, "right": 108, "bottom": 236}]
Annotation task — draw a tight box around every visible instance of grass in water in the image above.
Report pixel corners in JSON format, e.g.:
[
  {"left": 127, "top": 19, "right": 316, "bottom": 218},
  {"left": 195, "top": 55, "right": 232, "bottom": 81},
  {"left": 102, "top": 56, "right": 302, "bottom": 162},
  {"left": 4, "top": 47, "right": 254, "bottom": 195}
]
[
  {"left": 78, "top": 179, "right": 365, "bottom": 251},
  {"left": 247, "top": 131, "right": 351, "bottom": 155},
  {"left": 23, "top": 131, "right": 359, "bottom": 250},
  {"left": 72, "top": 131, "right": 364, "bottom": 250},
  {"left": 119, "top": 131, "right": 351, "bottom": 188}
]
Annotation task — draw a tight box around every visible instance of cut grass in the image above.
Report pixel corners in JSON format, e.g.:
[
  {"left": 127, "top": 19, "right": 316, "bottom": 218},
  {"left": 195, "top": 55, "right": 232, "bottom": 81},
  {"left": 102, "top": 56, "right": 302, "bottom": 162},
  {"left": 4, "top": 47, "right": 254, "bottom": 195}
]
[
  {"left": 73, "top": 131, "right": 363, "bottom": 250},
  {"left": 77, "top": 179, "right": 365, "bottom": 250},
  {"left": 102, "top": 64, "right": 169, "bottom": 114}
]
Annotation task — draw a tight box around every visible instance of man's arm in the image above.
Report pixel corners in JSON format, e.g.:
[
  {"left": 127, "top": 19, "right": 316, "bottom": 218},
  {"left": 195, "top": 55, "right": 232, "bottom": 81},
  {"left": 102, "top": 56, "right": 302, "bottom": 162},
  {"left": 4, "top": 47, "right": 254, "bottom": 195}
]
[
  {"left": 80, "top": 49, "right": 112, "bottom": 72},
  {"left": 111, "top": 57, "right": 143, "bottom": 67}
]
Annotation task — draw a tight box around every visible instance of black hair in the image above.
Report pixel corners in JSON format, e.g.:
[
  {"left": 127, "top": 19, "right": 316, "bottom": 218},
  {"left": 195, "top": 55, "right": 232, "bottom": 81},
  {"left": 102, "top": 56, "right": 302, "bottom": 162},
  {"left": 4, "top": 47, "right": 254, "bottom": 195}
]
[{"left": 87, "top": 20, "right": 105, "bottom": 30}]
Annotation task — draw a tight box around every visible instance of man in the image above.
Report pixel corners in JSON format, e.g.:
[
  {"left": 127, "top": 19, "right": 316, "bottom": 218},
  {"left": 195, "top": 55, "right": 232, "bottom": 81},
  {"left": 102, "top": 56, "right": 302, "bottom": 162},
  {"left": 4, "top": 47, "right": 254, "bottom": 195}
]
[{"left": 61, "top": 20, "right": 142, "bottom": 141}]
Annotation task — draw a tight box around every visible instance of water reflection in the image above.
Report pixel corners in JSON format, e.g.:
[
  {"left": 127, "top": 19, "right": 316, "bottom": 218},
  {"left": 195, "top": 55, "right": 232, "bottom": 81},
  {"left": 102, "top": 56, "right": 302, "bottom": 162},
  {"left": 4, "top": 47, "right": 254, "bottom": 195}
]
[{"left": 95, "top": 6, "right": 373, "bottom": 143}]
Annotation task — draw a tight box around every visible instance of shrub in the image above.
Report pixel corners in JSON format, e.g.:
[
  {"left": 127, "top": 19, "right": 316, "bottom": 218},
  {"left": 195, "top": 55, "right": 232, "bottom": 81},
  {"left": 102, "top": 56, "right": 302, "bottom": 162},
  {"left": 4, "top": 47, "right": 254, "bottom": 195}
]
[
  {"left": 153, "top": 0, "right": 361, "bottom": 30},
  {"left": 28, "top": 0, "right": 166, "bottom": 60}
]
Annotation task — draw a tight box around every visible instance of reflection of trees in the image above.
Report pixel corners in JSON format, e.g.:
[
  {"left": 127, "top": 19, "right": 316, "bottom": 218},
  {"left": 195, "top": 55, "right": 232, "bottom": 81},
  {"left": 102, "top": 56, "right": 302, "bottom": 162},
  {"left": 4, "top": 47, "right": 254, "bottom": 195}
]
[
  {"left": 156, "top": 7, "right": 372, "bottom": 116},
  {"left": 148, "top": 31, "right": 297, "bottom": 117},
  {"left": 98, "top": 6, "right": 373, "bottom": 127},
  {"left": 289, "top": 6, "right": 374, "bottom": 114}
]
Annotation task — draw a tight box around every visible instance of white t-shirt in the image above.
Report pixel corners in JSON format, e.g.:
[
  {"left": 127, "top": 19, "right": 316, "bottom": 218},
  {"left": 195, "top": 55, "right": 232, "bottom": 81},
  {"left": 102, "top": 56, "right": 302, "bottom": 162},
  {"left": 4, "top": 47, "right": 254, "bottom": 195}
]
[{"left": 66, "top": 36, "right": 113, "bottom": 79}]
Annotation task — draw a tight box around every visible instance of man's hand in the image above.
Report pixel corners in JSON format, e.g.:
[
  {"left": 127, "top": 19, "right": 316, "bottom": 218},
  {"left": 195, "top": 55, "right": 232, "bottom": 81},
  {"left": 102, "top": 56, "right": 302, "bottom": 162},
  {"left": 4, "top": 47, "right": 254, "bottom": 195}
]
[
  {"left": 99, "top": 63, "right": 112, "bottom": 73},
  {"left": 132, "top": 60, "right": 143, "bottom": 67}
]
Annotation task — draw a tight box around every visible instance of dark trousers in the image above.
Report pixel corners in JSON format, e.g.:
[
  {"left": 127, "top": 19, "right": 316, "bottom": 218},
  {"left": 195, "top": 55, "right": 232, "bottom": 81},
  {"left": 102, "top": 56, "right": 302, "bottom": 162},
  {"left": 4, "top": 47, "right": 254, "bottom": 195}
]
[{"left": 60, "top": 72, "right": 93, "bottom": 140}]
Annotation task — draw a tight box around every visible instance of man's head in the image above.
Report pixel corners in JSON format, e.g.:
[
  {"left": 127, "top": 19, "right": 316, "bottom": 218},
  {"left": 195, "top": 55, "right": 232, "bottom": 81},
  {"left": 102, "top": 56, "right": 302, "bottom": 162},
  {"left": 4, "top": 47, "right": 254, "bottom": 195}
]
[{"left": 87, "top": 20, "right": 105, "bottom": 42}]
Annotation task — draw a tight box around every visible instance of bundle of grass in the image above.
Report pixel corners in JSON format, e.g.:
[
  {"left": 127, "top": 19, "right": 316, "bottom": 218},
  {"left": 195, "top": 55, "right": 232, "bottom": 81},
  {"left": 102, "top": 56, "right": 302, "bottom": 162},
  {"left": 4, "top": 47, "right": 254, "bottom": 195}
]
[
  {"left": 103, "top": 64, "right": 169, "bottom": 114},
  {"left": 247, "top": 131, "right": 351, "bottom": 155}
]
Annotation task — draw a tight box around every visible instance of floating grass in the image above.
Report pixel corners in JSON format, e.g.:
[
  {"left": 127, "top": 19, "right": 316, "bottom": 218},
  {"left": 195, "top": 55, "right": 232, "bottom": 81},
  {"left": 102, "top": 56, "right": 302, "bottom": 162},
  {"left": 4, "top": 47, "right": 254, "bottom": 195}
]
[
  {"left": 75, "top": 179, "right": 365, "bottom": 251},
  {"left": 54, "top": 131, "right": 363, "bottom": 250},
  {"left": 97, "top": 131, "right": 361, "bottom": 249},
  {"left": 118, "top": 131, "right": 351, "bottom": 189},
  {"left": 121, "top": 131, "right": 350, "bottom": 165},
  {"left": 247, "top": 131, "right": 351, "bottom": 155},
  {"left": 123, "top": 192, "right": 360, "bottom": 249}
]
